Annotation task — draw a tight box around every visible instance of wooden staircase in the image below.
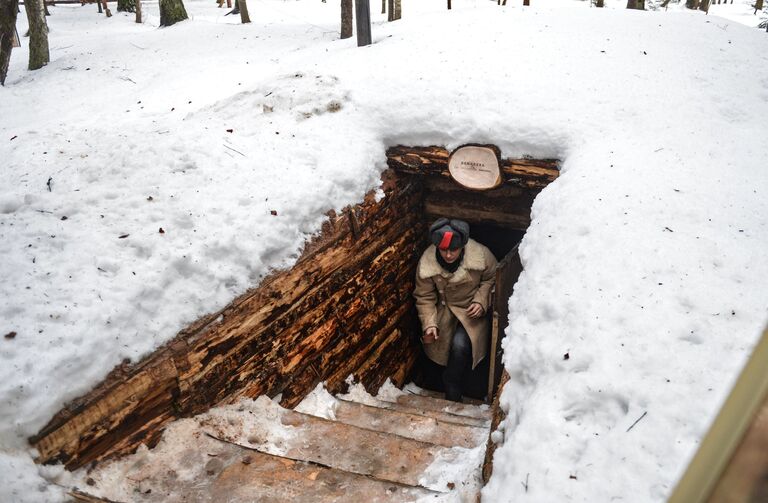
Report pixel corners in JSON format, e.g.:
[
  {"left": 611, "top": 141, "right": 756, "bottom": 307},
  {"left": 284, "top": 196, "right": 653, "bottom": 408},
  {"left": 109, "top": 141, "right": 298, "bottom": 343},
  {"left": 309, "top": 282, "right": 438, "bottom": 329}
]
[{"left": 72, "top": 387, "right": 492, "bottom": 502}]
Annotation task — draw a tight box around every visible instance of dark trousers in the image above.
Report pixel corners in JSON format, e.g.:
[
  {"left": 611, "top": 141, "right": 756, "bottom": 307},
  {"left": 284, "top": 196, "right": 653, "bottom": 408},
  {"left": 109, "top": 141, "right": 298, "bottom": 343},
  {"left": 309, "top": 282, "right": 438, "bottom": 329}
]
[{"left": 443, "top": 324, "right": 472, "bottom": 402}]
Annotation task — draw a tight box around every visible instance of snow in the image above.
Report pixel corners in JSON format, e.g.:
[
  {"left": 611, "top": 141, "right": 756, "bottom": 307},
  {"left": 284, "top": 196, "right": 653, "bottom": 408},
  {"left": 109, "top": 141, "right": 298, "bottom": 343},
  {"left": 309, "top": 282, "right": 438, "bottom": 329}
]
[{"left": 1, "top": 0, "right": 767, "bottom": 502}]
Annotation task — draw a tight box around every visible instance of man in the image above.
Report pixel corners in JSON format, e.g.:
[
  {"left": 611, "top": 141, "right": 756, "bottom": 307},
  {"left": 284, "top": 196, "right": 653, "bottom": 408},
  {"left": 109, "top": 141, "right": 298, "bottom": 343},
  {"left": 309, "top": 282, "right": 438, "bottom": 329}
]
[{"left": 414, "top": 218, "right": 498, "bottom": 402}]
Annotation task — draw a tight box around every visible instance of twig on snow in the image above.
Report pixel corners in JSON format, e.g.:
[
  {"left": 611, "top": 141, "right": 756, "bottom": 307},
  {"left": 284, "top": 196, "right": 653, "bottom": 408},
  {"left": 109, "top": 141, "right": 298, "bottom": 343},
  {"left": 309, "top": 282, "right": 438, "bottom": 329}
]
[
  {"left": 521, "top": 473, "right": 529, "bottom": 493},
  {"left": 626, "top": 411, "right": 647, "bottom": 432},
  {"left": 223, "top": 144, "right": 246, "bottom": 157}
]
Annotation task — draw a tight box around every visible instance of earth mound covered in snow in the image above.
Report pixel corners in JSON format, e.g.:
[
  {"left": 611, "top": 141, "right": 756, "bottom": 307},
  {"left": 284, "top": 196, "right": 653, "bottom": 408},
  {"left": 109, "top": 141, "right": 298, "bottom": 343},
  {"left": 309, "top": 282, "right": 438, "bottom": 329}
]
[{"left": 1, "top": 1, "right": 767, "bottom": 502}]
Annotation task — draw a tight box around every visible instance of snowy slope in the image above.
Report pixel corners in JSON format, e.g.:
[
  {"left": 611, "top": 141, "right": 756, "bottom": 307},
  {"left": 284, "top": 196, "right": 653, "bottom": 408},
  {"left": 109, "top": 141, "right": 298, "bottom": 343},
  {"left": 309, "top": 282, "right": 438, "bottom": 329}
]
[{"left": 1, "top": 1, "right": 767, "bottom": 501}]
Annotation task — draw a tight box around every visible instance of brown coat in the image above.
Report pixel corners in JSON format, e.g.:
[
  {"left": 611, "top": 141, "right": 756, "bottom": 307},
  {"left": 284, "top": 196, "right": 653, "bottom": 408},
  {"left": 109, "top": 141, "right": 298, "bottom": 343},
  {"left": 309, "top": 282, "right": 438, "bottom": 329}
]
[{"left": 414, "top": 239, "right": 498, "bottom": 368}]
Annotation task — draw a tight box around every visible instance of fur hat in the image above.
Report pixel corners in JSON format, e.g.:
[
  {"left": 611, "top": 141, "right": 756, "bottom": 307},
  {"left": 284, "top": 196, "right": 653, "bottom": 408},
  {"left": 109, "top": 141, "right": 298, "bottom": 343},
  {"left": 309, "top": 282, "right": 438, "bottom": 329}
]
[{"left": 429, "top": 218, "right": 470, "bottom": 250}]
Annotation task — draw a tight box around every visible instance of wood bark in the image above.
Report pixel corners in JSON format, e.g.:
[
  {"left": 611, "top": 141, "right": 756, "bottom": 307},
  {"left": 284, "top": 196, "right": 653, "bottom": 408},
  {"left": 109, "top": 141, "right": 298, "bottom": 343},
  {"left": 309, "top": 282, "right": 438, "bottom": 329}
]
[
  {"left": 381, "top": 0, "right": 384, "bottom": 14},
  {"left": 596, "top": 0, "right": 605, "bottom": 6},
  {"left": 388, "top": 0, "right": 400, "bottom": 21},
  {"left": 626, "top": 0, "right": 645, "bottom": 8},
  {"left": 386, "top": 145, "right": 559, "bottom": 190},
  {"left": 341, "top": 0, "right": 352, "bottom": 39},
  {"left": 354, "top": 0, "right": 371, "bottom": 46},
  {"left": 159, "top": 0, "right": 187, "bottom": 26},
  {"left": 100, "top": 0, "right": 111, "bottom": 16},
  {"left": 0, "top": 0, "right": 19, "bottom": 85},
  {"left": 447, "top": 0, "right": 451, "bottom": 10},
  {"left": 24, "top": 0, "right": 49, "bottom": 70},
  {"left": 756, "top": 0, "right": 764, "bottom": 12},
  {"left": 238, "top": 0, "right": 250, "bottom": 23},
  {"left": 699, "top": 0, "right": 710, "bottom": 11},
  {"left": 135, "top": 0, "right": 141, "bottom": 22},
  {"left": 523, "top": 0, "right": 530, "bottom": 6},
  {"left": 31, "top": 171, "right": 424, "bottom": 470}
]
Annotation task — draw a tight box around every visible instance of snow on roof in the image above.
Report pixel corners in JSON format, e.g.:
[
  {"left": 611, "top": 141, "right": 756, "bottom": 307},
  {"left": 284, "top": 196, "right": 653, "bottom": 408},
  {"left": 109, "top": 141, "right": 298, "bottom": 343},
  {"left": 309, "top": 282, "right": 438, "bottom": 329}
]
[{"left": 1, "top": 0, "right": 767, "bottom": 501}]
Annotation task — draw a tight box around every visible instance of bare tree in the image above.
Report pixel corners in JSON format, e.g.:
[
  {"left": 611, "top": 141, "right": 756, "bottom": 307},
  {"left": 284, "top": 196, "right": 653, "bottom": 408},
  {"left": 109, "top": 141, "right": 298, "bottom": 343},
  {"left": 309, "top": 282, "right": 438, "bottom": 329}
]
[
  {"left": 24, "top": 0, "right": 49, "bottom": 70},
  {"left": 388, "top": 0, "right": 400, "bottom": 20},
  {"left": 159, "top": 0, "right": 187, "bottom": 26},
  {"left": 239, "top": 0, "right": 250, "bottom": 23},
  {"left": 0, "top": 0, "right": 19, "bottom": 85},
  {"left": 341, "top": 0, "right": 352, "bottom": 38}
]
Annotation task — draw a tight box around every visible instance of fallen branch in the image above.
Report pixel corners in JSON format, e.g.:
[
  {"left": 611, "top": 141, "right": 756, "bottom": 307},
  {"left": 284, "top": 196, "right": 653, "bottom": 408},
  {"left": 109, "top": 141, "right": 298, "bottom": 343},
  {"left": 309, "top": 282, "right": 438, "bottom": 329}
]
[{"left": 626, "top": 411, "right": 648, "bottom": 432}]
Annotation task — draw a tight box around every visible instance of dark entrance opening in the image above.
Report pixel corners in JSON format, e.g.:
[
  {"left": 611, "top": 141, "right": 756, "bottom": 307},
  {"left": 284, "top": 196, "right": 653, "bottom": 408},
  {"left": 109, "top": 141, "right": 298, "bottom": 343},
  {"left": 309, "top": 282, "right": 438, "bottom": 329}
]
[{"left": 397, "top": 163, "right": 533, "bottom": 402}]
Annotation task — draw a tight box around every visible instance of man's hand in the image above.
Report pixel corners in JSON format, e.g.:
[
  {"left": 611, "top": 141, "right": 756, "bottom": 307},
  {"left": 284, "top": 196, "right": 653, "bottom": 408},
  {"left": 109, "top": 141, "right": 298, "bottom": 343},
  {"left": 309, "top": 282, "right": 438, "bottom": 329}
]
[
  {"left": 422, "top": 327, "right": 439, "bottom": 344},
  {"left": 467, "top": 302, "right": 485, "bottom": 319}
]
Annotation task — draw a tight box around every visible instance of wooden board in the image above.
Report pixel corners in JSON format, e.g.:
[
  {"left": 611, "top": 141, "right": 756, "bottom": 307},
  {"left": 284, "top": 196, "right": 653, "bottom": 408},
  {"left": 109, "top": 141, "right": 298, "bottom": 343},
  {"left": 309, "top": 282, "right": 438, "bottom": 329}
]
[
  {"left": 338, "top": 397, "right": 489, "bottom": 429},
  {"left": 31, "top": 171, "right": 426, "bottom": 470},
  {"left": 328, "top": 398, "right": 488, "bottom": 449},
  {"left": 77, "top": 421, "right": 440, "bottom": 503},
  {"left": 488, "top": 245, "right": 522, "bottom": 401}
]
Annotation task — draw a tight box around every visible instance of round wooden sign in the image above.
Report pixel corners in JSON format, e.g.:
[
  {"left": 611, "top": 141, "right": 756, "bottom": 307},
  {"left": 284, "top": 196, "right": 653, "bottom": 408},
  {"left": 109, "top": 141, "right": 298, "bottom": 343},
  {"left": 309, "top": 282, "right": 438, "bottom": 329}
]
[{"left": 447, "top": 146, "right": 502, "bottom": 190}]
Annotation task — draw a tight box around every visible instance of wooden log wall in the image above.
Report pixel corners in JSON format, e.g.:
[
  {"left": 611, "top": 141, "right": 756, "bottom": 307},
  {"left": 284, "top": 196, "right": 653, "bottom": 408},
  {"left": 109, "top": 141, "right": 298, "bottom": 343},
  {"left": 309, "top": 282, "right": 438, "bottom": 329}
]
[
  {"left": 386, "top": 145, "right": 559, "bottom": 231},
  {"left": 31, "top": 170, "right": 426, "bottom": 471}
]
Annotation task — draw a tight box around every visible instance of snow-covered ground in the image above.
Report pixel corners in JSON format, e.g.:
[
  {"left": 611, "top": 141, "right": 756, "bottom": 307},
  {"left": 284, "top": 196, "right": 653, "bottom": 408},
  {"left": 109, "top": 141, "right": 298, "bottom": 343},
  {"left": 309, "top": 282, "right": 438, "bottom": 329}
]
[{"left": 1, "top": 0, "right": 767, "bottom": 501}]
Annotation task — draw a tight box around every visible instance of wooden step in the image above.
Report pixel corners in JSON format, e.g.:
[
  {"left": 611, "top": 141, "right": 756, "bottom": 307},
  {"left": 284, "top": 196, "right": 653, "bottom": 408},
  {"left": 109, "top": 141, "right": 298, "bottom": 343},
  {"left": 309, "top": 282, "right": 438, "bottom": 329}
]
[
  {"left": 340, "top": 396, "right": 490, "bottom": 428},
  {"left": 323, "top": 398, "right": 487, "bottom": 449},
  {"left": 200, "top": 402, "right": 459, "bottom": 490},
  {"left": 387, "top": 393, "right": 492, "bottom": 421},
  {"left": 76, "top": 425, "right": 439, "bottom": 502},
  {"left": 403, "top": 386, "right": 487, "bottom": 406}
]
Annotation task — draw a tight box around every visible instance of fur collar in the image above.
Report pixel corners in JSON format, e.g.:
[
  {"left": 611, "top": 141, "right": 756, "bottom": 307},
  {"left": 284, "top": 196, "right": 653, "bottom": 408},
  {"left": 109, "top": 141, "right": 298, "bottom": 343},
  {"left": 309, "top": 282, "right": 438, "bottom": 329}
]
[{"left": 418, "top": 239, "right": 487, "bottom": 280}]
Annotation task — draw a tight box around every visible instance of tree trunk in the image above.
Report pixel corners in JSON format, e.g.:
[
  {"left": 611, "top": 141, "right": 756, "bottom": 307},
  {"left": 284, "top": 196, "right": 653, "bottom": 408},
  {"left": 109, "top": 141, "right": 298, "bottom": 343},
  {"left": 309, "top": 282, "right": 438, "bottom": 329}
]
[
  {"left": 523, "top": 0, "right": 530, "bottom": 5},
  {"left": 627, "top": 0, "right": 645, "bottom": 8},
  {"left": 117, "top": 0, "right": 136, "bottom": 13},
  {"left": 447, "top": 0, "right": 451, "bottom": 10},
  {"left": 393, "top": 0, "right": 400, "bottom": 19},
  {"left": 159, "top": 0, "right": 187, "bottom": 26},
  {"left": 685, "top": 0, "right": 698, "bottom": 7},
  {"left": 355, "top": 0, "right": 371, "bottom": 46},
  {"left": 24, "top": 0, "right": 49, "bottom": 70},
  {"left": 238, "top": 0, "right": 250, "bottom": 23},
  {"left": 341, "top": 0, "right": 352, "bottom": 39},
  {"left": 756, "top": 0, "right": 764, "bottom": 12},
  {"left": 699, "top": 0, "right": 709, "bottom": 11},
  {"left": 135, "top": 0, "right": 142, "bottom": 22},
  {"left": 0, "top": 0, "right": 19, "bottom": 85},
  {"left": 43, "top": 1, "right": 49, "bottom": 15},
  {"left": 596, "top": 0, "right": 604, "bottom": 6},
  {"left": 381, "top": 0, "right": 384, "bottom": 14},
  {"left": 388, "top": 0, "right": 394, "bottom": 19},
  {"left": 101, "top": 0, "right": 111, "bottom": 16}
]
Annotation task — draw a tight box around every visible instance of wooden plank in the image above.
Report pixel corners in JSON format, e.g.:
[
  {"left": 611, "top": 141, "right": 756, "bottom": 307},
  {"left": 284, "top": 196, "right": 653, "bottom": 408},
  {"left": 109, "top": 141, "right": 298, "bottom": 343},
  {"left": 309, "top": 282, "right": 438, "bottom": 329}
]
[
  {"left": 482, "top": 369, "right": 510, "bottom": 484},
  {"left": 203, "top": 408, "right": 449, "bottom": 489},
  {"left": 381, "top": 393, "right": 492, "bottom": 421},
  {"left": 707, "top": 391, "right": 768, "bottom": 502},
  {"left": 669, "top": 326, "right": 768, "bottom": 503},
  {"left": 80, "top": 424, "right": 439, "bottom": 503},
  {"left": 386, "top": 145, "right": 559, "bottom": 190},
  {"left": 338, "top": 397, "right": 489, "bottom": 428},
  {"left": 402, "top": 387, "right": 486, "bottom": 406},
  {"left": 328, "top": 399, "right": 488, "bottom": 449}
]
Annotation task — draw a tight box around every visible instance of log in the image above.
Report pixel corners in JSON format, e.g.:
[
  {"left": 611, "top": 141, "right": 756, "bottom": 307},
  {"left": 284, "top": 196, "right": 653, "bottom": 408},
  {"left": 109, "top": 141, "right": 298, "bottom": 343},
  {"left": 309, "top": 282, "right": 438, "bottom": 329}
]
[
  {"left": 31, "top": 172, "right": 426, "bottom": 470},
  {"left": 482, "top": 369, "right": 510, "bottom": 484},
  {"left": 386, "top": 145, "right": 559, "bottom": 190}
]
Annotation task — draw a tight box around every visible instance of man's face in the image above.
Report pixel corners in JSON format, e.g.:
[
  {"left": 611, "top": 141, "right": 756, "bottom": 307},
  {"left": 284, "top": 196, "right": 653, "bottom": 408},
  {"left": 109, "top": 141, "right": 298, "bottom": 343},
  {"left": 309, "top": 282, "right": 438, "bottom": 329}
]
[{"left": 438, "top": 247, "right": 462, "bottom": 264}]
